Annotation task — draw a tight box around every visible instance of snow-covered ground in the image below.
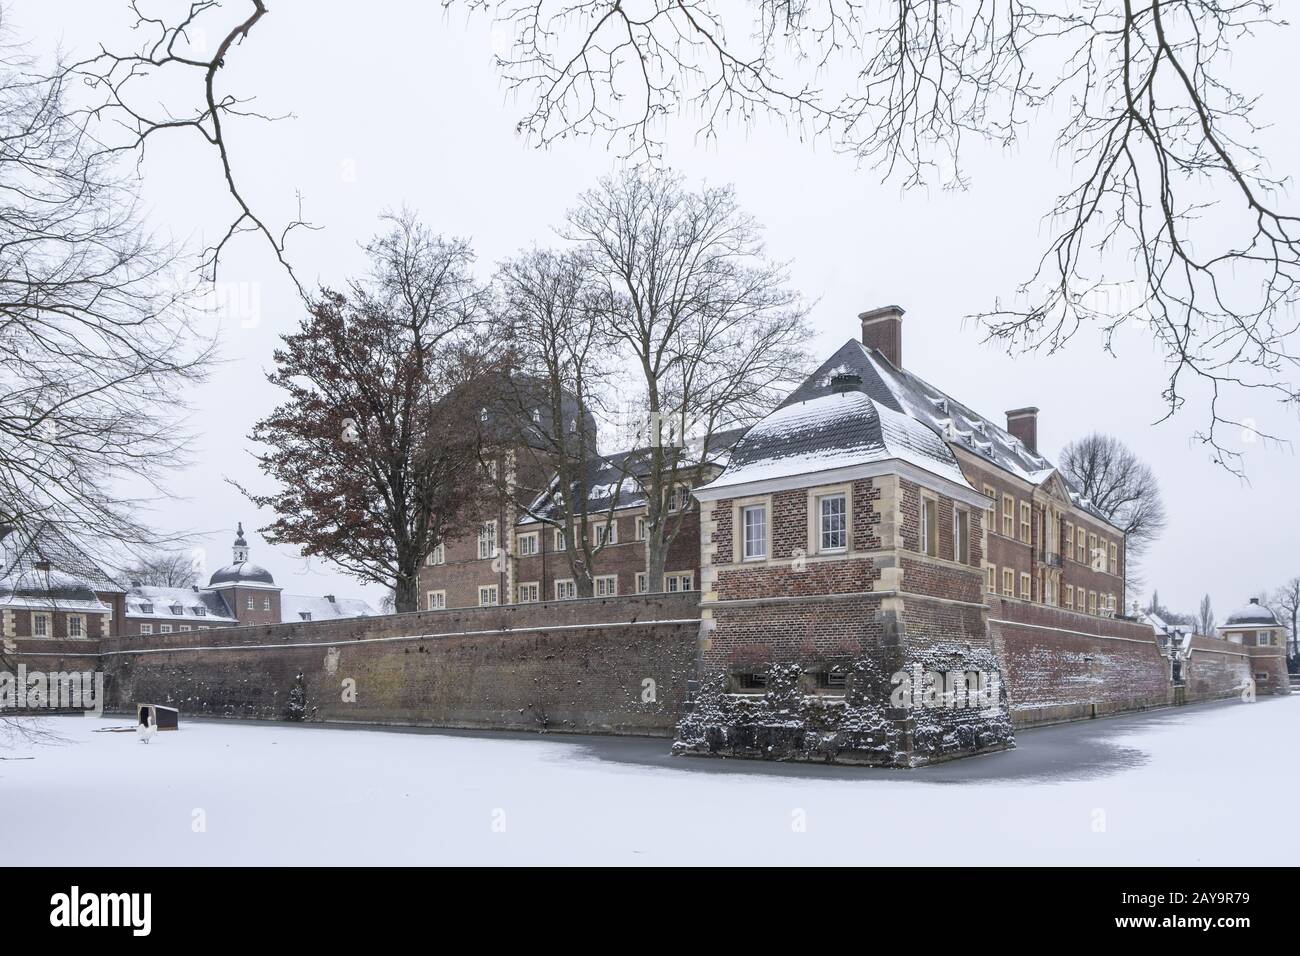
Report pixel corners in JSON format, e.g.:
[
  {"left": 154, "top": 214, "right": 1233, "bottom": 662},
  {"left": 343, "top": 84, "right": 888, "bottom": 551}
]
[{"left": 3, "top": 695, "right": 1296, "bottom": 865}]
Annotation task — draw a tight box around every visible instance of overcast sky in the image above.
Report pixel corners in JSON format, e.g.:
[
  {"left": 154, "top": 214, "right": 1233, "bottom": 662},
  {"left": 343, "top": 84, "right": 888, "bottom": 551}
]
[{"left": 12, "top": 1, "right": 1298, "bottom": 617}]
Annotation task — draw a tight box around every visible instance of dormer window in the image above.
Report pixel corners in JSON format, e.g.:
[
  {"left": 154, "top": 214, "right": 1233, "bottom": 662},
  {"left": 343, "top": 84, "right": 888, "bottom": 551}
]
[
  {"left": 193, "top": 606, "right": 206, "bottom": 617},
  {"left": 299, "top": 611, "right": 312, "bottom": 621},
  {"left": 140, "top": 603, "right": 154, "bottom": 614},
  {"left": 169, "top": 604, "right": 183, "bottom": 615}
]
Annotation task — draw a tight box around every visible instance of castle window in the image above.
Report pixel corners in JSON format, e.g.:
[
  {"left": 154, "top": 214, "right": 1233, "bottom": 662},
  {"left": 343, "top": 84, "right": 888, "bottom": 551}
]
[
  {"left": 1088, "top": 591, "right": 1098, "bottom": 615},
  {"left": 478, "top": 585, "right": 499, "bottom": 607},
  {"left": 1002, "top": 568, "right": 1014, "bottom": 596},
  {"left": 159, "top": 624, "right": 172, "bottom": 634},
  {"left": 179, "top": 625, "right": 191, "bottom": 632},
  {"left": 427, "top": 590, "right": 446, "bottom": 610},
  {"left": 555, "top": 579, "right": 576, "bottom": 600},
  {"left": 426, "top": 542, "right": 445, "bottom": 566},
  {"left": 68, "top": 615, "right": 85, "bottom": 638},
  {"left": 1020, "top": 502, "right": 1032, "bottom": 543},
  {"left": 1109, "top": 542, "right": 1118, "bottom": 574},
  {"left": 818, "top": 493, "right": 848, "bottom": 553},
  {"left": 817, "top": 669, "right": 848, "bottom": 692},
  {"left": 920, "top": 496, "right": 938, "bottom": 557},
  {"left": 983, "top": 486, "right": 996, "bottom": 530},
  {"left": 953, "top": 508, "right": 970, "bottom": 564},
  {"left": 594, "top": 575, "right": 618, "bottom": 597},
  {"left": 1089, "top": 534, "right": 1101, "bottom": 571},
  {"left": 140, "top": 603, "right": 154, "bottom": 614},
  {"left": 1002, "top": 495, "right": 1015, "bottom": 537},
  {"left": 32, "top": 613, "right": 50, "bottom": 637},
  {"left": 140, "top": 624, "right": 153, "bottom": 635},
  {"left": 554, "top": 529, "right": 566, "bottom": 551},
  {"left": 666, "top": 572, "right": 694, "bottom": 592},
  {"left": 169, "top": 604, "right": 182, "bottom": 615},
  {"left": 193, "top": 606, "right": 206, "bottom": 616},
  {"left": 742, "top": 504, "right": 767, "bottom": 561},
  {"left": 299, "top": 612, "right": 312, "bottom": 621},
  {"left": 1065, "top": 584, "right": 1075, "bottom": 610},
  {"left": 517, "top": 582, "right": 540, "bottom": 603},
  {"left": 1076, "top": 531, "right": 1087, "bottom": 564},
  {"left": 478, "top": 521, "right": 498, "bottom": 560},
  {"left": 1065, "top": 523, "right": 1074, "bottom": 558},
  {"left": 594, "top": 521, "right": 617, "bottom": 546},
  {"left": 635, "top": 572, "right": 649, "bottom": 594},
  {"left": 1019, "top": 573, "right": 1031, "bottom": 600},
  {"left": 263, "top": 597, "right": 271, "bottom": 611},
  {"left": 635, "top": 516, "right": 648, "bottom": 541},
  {"left": 986, "top": 564, "right": 997, "bottom": 593},
  {"left": 246, "top": 596, "right": 254, "bottom": 610},
  {"left": 517, "top": 531, "right": 539, "bottom": 556},
  {"left": 735, "top": 672, "right": 768, "bottom": 692}
]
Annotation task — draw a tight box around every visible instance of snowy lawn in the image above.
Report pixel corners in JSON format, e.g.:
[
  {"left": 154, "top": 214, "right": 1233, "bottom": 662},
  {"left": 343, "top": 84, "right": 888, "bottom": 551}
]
[{"left": 3, "top": 695, "right": 1296, "bottom": 865}]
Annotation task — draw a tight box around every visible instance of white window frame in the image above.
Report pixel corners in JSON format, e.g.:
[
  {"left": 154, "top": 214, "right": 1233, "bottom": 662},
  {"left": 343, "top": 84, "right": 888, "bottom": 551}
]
[
  {"left": 1002, "top": 568, "right": 1015, "bottom": 597},
  {"left": 920, "top": 494, "right": 938, "bottom": 557},
  {"left": 68, "top": 615, "right": 85, "bottom": 638},
  {"left": 554, "top": 529, "right": 566, "bottom": 551},
  {"left": 635, "top": 516, "right": 648, "bottom": 541},
  {"left": 478, "top": 585, "right": 499, "bottom": 607},
  {"left": 666, "top": 572, "right": 694, "bottom": 592},
  {"left": 595, "top": 520, "right": 618, "bottom": 546},
  {"left": 741, "top": 504, "right": 768, "bottom": 562},
  {"left": 32, "top": 612, "right": 50, "bottom": 638},
  {"left": 635, "top": 572, "right": 649, "bottom": 594},
  {"left": 426, "top": 542, "right": 445, "bottom": 566},
  {"left": 594, "top": 575, "right": 618, "bottom": 597},
  {"left": 246, "top": 596, "right": 254, "bottom": 610},
  {"left": 159, "top": 623, "right": 173, "bottom": 634},
  {"left": 427, "top": 590, "right": 446, "bottom": 610},
  {"left": 140, "top": 623, "right": 153, "bottom": 636},
  {"left": 179, "top": 625, "right": 191, "bottom": 632},
  {"left": 1065, "top": 584, "right": 1074, "bottom": 610},
  {"left": 1020, "top": 502, "right": 1032, "bottom": 543},
  {"left": 517, "top": 531, "right": 539, "bottom": 557},
  {"left": 953, "top": 507, "right": 970, "bottom": 564},
  {"left": 1002, "top": 494, "right": 1015, "bottom": 538},
  {"left": 478, "top": 521, "right": 498, "bottom": 560},
  {"left": 517, "top": 582, "right": 540, "bottom": 603},
  {"left": 263, "top": 596, "right": 271, "bottom": 611},
  {"left": 1019, "top": 572, "right": 1031, "bottom": 600},
  {"left": 986, "top": 564, "right": 996, "bottom": 593},
  {"left": 554, "top": 579, "right": 576, "bottom": 601},
  {"left": 817, "top": 492, "right": 848, "bottom": 554}
]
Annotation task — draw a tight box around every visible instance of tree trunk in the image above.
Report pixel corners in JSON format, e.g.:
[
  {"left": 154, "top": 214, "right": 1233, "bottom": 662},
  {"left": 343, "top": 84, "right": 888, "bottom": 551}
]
[{"left": 394, "top": 571, "right": 421, "bottom": 613}]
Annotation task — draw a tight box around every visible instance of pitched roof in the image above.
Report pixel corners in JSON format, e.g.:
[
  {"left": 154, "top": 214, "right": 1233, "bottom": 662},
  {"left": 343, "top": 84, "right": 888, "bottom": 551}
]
[
  {"left": 701, "top": 390, "right": 974, "bottom": 494},
  {"left": 280, "top": 594, "right": 380, "bottom": 623},
  {"left": 125, "top": 585, "right": 238, "bottom": 622},
  {"left": 780, "top": 340, "right": 1120, "bottom": 526},
  {"left": 0, "top": 523, "right": 123, "bottom": 611}
]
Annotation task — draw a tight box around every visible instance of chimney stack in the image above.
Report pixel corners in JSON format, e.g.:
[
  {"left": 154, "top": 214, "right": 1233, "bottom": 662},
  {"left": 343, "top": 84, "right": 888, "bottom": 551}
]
[
  {"left": 859, "top": 305, "right": 905, "bottom": 368},
  {"left": 1005, "top": 407, "right": 1040, "bottom": 454}
]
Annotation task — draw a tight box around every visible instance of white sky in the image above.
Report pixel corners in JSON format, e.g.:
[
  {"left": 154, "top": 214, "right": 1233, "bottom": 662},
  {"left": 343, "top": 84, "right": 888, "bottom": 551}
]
[{"left": 12, "top": 1, "right": 1299, "bottom": 618}]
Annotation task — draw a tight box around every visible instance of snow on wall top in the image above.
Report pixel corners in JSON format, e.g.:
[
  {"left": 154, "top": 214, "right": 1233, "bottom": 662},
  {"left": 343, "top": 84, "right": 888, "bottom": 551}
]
[{"left": 701, "top": 390, "right": 973, "bottom": 492}]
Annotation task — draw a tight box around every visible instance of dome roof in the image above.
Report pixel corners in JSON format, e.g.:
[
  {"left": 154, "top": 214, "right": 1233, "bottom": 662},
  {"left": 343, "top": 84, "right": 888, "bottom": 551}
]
[
  {"left": 208, "top": 561, "right": 275, "bottom": 587},
  {"left": 1223, "top": 598, "right": 1280, "bottom": 627}
]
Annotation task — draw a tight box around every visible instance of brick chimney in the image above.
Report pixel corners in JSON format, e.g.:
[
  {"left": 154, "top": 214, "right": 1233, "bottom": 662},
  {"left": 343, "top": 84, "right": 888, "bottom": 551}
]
[
  {"left": 1005, "top": 407, "right": 1040, "bottom": 454},
  {"left": 859, "top": 305, "right": 905, "bottom": 368}
]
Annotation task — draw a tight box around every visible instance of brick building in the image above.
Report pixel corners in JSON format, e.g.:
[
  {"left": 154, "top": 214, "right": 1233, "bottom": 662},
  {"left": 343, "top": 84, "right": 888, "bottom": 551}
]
[
  {"left": 122, "top": 523, "right": 378, "bottom": 636},
  {"left": 418, "top": 433, "right": 740, "bottom": 611},
  {"left": 676, "top": 304, "right": 1134, "bottom": 766},
  {"left": 0, "top": 523, "right": 125, "bottom": 640}
]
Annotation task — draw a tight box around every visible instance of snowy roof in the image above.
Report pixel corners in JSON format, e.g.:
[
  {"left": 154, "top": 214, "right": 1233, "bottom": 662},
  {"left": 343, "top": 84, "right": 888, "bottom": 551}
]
[
  {"left": 125, "top": 585, "right": 238, "bottom": 622},
  {"left": 701, "top": 390, "right": 974, "bottom": 494},
  {"left": 209, "top": 560, "right": 276, "bottom": 587},
  {"left": 0, "top": 523, "right": 121, "bottom": 611},
  {"left": 280, "top": 593, "right": 379, "bottom": 623},
  {"left": 523, "top": 427, "right": 746, "bottom": 524},
  {"left": 1222, "top": 599, "right": 1281, "bottom": 628},
  {"left": 779, "top": 340, "right": 1119, "bottom": 527}
]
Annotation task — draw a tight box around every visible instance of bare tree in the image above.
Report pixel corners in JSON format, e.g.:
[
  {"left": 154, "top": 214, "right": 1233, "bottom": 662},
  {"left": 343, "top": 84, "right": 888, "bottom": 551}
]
[
  {"left": 565, "top": 170, "right": 811, "bottom": 590},
  {"left": 1060, "top": 433, "right": 1166, "bottom": 594},
  {"left": 0, "top": 21, "right": 211, "bottom": 552},
  {"left": 240, "top": 212, "right": 490, "bottom": 611},
  {"left": 1271, "top": 577, "right": 1299, "bottom": 661},
  {"left": 1197, "top": 593, "right": 1214, "bottom": 637},
  {"left": 121, "top": 551, "right": 200, "bottom": 588},
  {"left": 492, "top": 248, "right": 623, "bottom": 597}
]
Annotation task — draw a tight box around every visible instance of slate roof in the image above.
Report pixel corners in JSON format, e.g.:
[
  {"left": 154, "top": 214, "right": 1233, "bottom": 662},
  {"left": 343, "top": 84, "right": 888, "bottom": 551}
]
[
  {"left": 280, "top": 593, "right": 380, "bottom": 623},
  {"left": 209, "top": 560, "right": 276, "bottom": 587},
  {"left": 1222, "top": 599, "right": 1281, "bottom": 627},
  {"left": 125, "top": 585, "right": 238, "bottom": 623},
  {"left": 0, "top": 523, "right": 121, "bottom": 611},
  {"left": 702, "top": 391, "right": 973, "bottom": 493},
  {"left": 779, "top": 339, "right": 1120, "bottom": 526},
  {"left": 522, "top": 427, "right": 747, "bottom": 524}
]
